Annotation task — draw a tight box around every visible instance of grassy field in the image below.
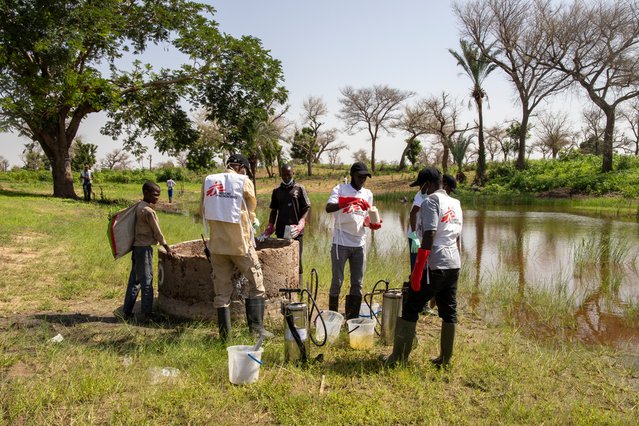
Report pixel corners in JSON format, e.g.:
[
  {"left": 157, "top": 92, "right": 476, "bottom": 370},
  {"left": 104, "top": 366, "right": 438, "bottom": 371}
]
[{"left": 0, "top": 185, "right": 638, "bottom": 425}]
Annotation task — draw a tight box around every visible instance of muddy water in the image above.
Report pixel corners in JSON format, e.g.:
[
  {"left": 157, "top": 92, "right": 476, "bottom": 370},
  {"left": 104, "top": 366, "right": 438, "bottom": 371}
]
[{"left": 306, "top": 200, "right": 639, "bottom": 352}]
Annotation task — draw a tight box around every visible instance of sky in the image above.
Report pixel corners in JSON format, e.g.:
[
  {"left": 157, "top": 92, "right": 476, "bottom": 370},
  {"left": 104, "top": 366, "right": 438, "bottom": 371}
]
[{"left": 0, "top": 0, "right": 590, "bottom": 168}]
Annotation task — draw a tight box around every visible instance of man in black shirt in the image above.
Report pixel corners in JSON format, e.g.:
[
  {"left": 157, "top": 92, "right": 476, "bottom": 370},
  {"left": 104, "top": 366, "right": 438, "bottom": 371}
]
[{"left": 257, "top": 164, "right": 311, "bottom": 286}]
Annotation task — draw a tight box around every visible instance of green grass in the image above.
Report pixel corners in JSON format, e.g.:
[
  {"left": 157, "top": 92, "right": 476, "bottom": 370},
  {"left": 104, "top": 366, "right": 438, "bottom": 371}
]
[{"left": 0, "top": 187, "right": 638, "bottom": 424}]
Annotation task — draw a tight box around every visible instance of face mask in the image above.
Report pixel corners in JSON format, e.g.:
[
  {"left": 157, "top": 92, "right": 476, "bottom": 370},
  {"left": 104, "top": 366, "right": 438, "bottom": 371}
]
[{"left": 281, "top": 178, "right": 295, "bottom": 187}]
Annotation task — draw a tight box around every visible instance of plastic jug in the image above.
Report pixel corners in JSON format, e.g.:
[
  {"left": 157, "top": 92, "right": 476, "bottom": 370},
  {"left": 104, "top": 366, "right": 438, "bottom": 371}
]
[{"left": 227, "top": 345, "right": 264, "bottom": 385}]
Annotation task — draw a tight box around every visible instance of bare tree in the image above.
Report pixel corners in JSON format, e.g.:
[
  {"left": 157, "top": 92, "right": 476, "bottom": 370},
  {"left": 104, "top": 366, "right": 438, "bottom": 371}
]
[
  {"left": 536, "top": 0, "right": 639, "bottom": 172},
  {"left": 316, "top": 129, "right": 347, "bottom": 163},
  {"left": 351, "top": 148, "right": 370, "bottom": 164},
  {"left": 535, "top": 112, "right": 574, "bottom": 159},
  {"left": 100, "top": 148, "right": 131, "bottom": 170},
  {"left": 423, "top": 92, "right": 471, "bottom": 173},
  {"left": 327, "top": 145, "right": 346, "bottom": 166},
  {"left": 454, "top": 0, "right": 571, "bottom": 171},
  {"left": 485, "top": 125, "right": 506, "bottom": 161},
  {"left": 338, "top": 85, "right": 414, "bottom": 172},
  {"left": 619, "top": 100, "right": 639, "bottom": 155},
  {"left": 393, "top": 99, "right": 432, "bottom": 170}
]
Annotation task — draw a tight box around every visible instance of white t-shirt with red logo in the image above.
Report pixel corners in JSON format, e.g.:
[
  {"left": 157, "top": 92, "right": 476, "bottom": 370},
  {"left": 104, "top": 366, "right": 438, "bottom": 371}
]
[
  {"left": 407, "top": 190, "right": 427, "bottom": 237},
  {"left": 202, "top": 172, "right": 247, "bottom": 223},
  {"left": 420, "top": 189, "right": 463, "bottom": 269},
  {"left": 327, "top": 183, "right": 373, "bottom": 248}
]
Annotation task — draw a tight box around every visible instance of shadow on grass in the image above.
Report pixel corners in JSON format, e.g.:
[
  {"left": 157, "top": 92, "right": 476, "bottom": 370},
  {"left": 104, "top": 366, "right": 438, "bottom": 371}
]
[
  {"left": 0, "top": 188, "right": 51, "bottom": 198},
  {"left": 34, "top": 312, "right": 118, "bottom": 325}
]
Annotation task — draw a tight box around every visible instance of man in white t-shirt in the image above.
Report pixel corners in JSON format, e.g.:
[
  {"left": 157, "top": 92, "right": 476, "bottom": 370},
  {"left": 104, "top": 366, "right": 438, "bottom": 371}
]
[
  {"left": 325, "top": 162, "right": 381, "bottom": 319},
  {"left": 387, "top": 167, "right": 463, "bottom": 368},
  {"left": 80, "top": 164, "right": 93, "bottom": 201},
  {"left": 166, "top": 177, "right": 176, "bottom": 203}
]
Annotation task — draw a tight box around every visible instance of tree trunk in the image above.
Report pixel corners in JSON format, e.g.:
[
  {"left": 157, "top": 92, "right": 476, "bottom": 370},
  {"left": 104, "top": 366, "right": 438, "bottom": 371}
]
[
  {"left": 398, "top": 139, "right": 412, "bottom": 170},
  {"left": 49, "top": 144, "right": 77, "bottom": 199},
  {"left": 602, "top": 108, "right": 615, "bottom": 173},
  {"left": 441, "top": 137, "right": 449, "bottom": 174},
  {"left": 517, "top": 110, "right": 530, "bottom": 171},
  {"left": 306, "top": 153, "right": 313, "bottom": 177},
  {"left": 474, "top": 98, "right": 486, "bottom": 186},
  {"left": 370, "top": 138, "right": 376, "bottom": 172}
]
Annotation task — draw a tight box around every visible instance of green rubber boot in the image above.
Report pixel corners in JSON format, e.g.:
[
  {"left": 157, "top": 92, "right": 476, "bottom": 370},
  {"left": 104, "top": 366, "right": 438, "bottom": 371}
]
[
  {"left": 385, "top": 318, "right": 417, "bottom": 365},
  {"left": 430, "top": 322, "right": 455, "bottom": 368}
]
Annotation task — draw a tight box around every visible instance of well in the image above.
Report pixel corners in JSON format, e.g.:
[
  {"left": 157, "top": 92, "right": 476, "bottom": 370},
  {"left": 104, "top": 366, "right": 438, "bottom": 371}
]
[{"left": 157, "top": 239, "right": 299, "bottom": 321}]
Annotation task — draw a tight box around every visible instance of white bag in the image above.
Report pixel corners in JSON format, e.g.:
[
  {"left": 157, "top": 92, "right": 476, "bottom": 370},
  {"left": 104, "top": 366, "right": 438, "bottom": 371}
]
[{"left": 107, "top": 201, "right": 141, "bottom": 260}]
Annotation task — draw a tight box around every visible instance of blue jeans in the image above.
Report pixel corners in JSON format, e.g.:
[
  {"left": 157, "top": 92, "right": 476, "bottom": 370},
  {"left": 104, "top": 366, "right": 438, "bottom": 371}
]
[
  {"left": 123, "top": 246, "right": 154, "bottom": 315},
  {"left": 329, "top": 244, "right": 366, "bottom": 297}
]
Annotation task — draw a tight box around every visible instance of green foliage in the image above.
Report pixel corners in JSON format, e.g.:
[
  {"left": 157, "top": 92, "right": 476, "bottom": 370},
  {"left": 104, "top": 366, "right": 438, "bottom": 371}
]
[
  {"left": 484, "top": 152, "right": 639, "bottom": 197},
  {"left": 0, "top": 0, "right": 286, "bottom": 197},
  {"left": 70, "top": 140, "right": 97, "bottom": 171},
  {"left": 406, "top": 138, "right": 421, "bottom": 167},
  {"left": 155, "top": 167, "right": 189, "bottom": 183}
]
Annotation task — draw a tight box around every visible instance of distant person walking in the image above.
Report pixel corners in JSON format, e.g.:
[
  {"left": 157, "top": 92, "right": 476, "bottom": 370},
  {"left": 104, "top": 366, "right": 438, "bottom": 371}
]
[
  {"left": 80, "top": 164, "right": 93, "bottom": 201},
  {"left": 166, "top": 177, "right": 176, "bottom": 203},
  {"left": 257, "top": 164, "right": 310, "bottom": 286},
  {"left": 122, "top": 181, "right": 175, "bottom": 322}
]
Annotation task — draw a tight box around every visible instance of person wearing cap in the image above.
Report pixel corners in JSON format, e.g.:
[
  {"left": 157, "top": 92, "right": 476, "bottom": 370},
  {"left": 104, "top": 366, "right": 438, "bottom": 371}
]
[
  {"left": 325, "top": 162, "right": 382, "bottom": 319},
  {"left": 387, "top": 167, "right": 463, "bottom": 368},
  {"left": 200, "top": 153, "right": 268, "bottom": 341},
  {"left": 407, "top": 169, "right": 438, "bottom": 316},
  {"left": 257, "top": 164, "right": 311, "bottom": 286},
  {"left": 443, "top": 174, "right": 457, "bottom": 195}
]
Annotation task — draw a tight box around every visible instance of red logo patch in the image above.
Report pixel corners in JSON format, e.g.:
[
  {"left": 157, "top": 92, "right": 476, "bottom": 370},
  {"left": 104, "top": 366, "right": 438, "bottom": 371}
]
[
  {"left": 206, "top": 181, "right": 225, "bottom": 196},
  {"left": 441, "top": 207, "right": 455, "bottom": 223}
]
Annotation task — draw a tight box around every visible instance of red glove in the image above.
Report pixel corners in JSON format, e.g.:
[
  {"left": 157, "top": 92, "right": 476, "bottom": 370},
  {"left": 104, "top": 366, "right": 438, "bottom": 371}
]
[
  {"left": 410, "top": 248, "right": 430, "bottom": 292},
  {"left": 338, "top": 196, "right": 359, "bottom": 209},
  {"left": 364, "top": 216, "right": 382, "bottom": 230}
]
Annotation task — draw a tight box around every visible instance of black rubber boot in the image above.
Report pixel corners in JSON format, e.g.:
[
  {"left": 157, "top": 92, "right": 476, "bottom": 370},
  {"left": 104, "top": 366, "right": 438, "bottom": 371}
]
[
  {"left": 431, "top": 322, "right": 455, "bottom": 368},
  {"left": 345, "top": 295, "right": 362, "bottom": 320},
  {"left": 328, "top": 295, "right": 339, "bottom": 312},
  {"left": 245, "top": 298, "right": 273, "bottom": 338},
  {"left": 217, "top": 307, "right": 231, "bottom": 342},
  {"left": 385, "top": 317, "right": 417, "bottom": 365}
]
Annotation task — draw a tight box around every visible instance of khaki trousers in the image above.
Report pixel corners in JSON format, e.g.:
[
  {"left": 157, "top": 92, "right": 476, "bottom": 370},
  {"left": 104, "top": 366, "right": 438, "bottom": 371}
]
[{"left": 210, "top": 246, "right": 265, "bottom": 308}]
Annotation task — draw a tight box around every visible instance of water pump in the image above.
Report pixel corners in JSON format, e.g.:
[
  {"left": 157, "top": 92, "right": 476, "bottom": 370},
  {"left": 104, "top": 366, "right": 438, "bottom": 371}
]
[{"left": 363, "top": 279, "right": 405, "bottom": 345}]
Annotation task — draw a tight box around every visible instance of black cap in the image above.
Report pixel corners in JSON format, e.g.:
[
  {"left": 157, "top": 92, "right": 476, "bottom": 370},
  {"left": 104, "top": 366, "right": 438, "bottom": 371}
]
[
  {"left": 350, "top": 162, "right": 372, "bottom": 178},
  {"left": 443, "top": 174, "right": 457, "bottom": 193},
  {"left": 227, "top": 153, "right": 250, "bottom": 171},
  {"left": 409, "top": 167, "right": 441, "bottom": 187}
]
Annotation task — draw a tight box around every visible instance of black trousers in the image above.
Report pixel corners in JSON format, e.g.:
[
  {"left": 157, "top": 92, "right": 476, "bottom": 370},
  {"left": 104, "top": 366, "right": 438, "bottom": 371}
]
[{"left": 402, "top": 268, "right": 459, "bottom": 323}]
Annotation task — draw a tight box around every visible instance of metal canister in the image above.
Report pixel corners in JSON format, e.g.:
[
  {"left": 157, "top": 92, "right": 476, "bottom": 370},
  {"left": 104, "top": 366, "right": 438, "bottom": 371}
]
[
  {"left": 381, "top": 289, "right": 403, "bottom": 345},
  {"left": 283, "top": 302, "right": 309, "bottom": 362}
]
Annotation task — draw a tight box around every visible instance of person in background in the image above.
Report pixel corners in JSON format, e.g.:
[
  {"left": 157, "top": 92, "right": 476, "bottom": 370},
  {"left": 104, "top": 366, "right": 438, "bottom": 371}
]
[
  {"left": 387, "top": 167, "right": 463, "bottom": 368},
  {"left": 122, "top": 181, "right": 175, "bottom": 322},
  {"left": 257, "top": 164, "right": 310, "bottom": 286},
  {"left": 443, "top": 174, "right": 457, "bottom": 196},
  {"left": 80, "top": 164, "right": 93, "bottom": 201},
  {"left": 407, "top": 169, "right": 438, "bottom": 316},
  {"left": 201, "top": 153, "right": 268, "bottom": 341},
  {"left": 325, "top": 162, "right": 382, "bottom": 318},
  {"left": 166, "top": 176, "right": 176, "bottom": 203}
]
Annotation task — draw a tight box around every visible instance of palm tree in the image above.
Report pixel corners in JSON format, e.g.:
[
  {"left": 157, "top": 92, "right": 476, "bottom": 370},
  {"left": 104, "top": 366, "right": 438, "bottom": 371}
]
[
  {"left": 449, "top": 39, "right": 497, "bottom": 186},
  {"left": 448, "top": 132, "right": 474, "bottom": 179}
]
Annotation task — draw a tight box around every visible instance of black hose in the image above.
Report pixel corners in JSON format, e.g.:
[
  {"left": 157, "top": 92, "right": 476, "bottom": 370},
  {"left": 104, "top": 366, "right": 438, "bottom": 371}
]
[{"left": 301, "top": 287, "right": 327, "bottom": 347}]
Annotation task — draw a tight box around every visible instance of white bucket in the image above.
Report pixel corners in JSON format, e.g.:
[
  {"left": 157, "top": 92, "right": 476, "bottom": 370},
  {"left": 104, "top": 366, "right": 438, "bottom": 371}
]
[
  {"left": 346, "top": 318, "right": 376, "bottom": 350},
  {"left": 359, "top": 302, "right": 380, "bottom": 318},
  {"left": 227, "top": 345, "right": 264, "bottom": 385},
  {"left": 315, "top": 310, "right": 344, "bottom": 344}
]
